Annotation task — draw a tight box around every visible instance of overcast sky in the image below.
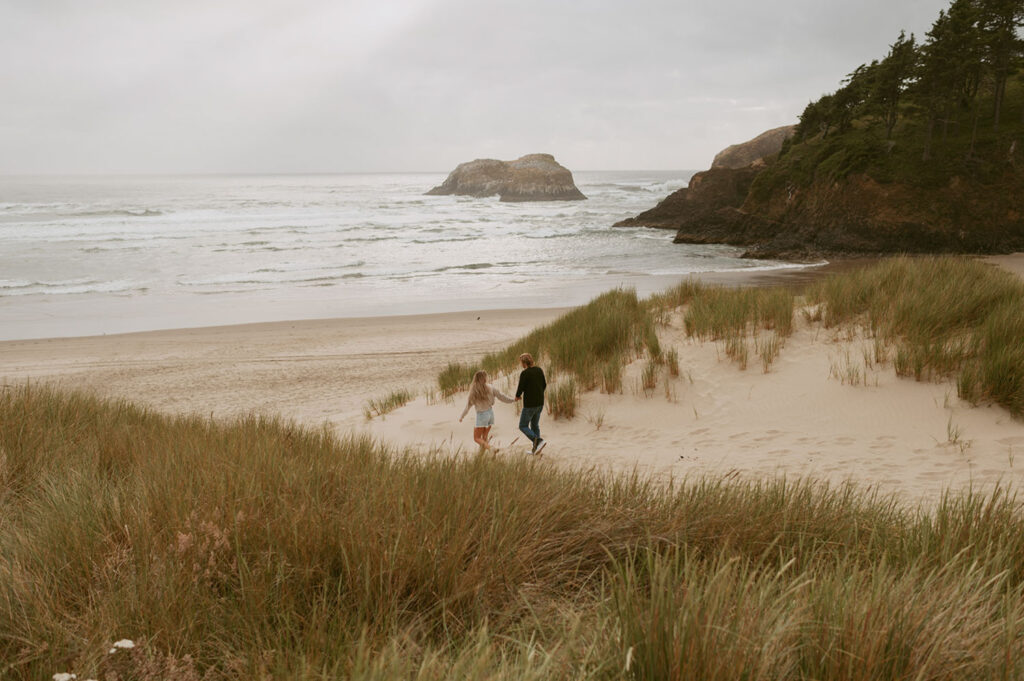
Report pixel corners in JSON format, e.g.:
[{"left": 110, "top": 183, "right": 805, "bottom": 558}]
[{"left": 1, "top": 0, "right": 955, "bottom": 174}]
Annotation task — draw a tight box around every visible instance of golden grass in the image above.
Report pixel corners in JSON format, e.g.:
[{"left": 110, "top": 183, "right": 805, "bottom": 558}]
[
  {"left": 11, "top": 256, "right": 1024, "bottom": 677},
  {"left": 808, "top": 256, "right": 1024, "bottom": 416},
  {"left": 363, "top": 387, "right": 415, "bottom": 420},
  {"left": 5, "top": 383, "right": 1024, "bottom": 679}
]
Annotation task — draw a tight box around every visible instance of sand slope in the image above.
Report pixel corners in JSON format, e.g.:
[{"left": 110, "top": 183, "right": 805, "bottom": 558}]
[
  {"left": 365, "top": 308, "right": 1024, "bottom": 504},
  {"left": 4, "top": 255, "right": 1024, "bottom": 505}
]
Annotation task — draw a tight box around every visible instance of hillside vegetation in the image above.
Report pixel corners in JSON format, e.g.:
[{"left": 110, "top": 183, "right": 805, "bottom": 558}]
[
  {"left": 624, "top": 0, "right": 1024, "bottom": 258},
  {"left": 748, "top": 0, "right": 1024, "bottom": 256}
]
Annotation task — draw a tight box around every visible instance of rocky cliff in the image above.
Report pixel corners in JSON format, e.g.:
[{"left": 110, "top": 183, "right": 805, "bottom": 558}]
[
  {"left": 711, "top": 125, "right": 795, "bottom": 169},
  {"left": 731, "top": 171, "right": 1024, "bottom": 258},
  {"left": 426, "top": 154, "right": 586, "bottom": 202},
  {"left": 614, "top": 165, "right": 760, "bottom": 233},
  {"left": 618, "top": 128, "right": 1024, "bottom": 259}
]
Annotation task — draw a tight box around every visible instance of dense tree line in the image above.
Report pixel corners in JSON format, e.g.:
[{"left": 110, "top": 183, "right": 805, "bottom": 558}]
[{"left": 793, "top": 0, "right": 1023, "bottom": 160}]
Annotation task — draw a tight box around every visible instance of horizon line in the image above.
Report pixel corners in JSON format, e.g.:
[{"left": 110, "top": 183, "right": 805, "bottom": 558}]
[{"left": 0, "top": 168, "right": 702, "bottom": 178}]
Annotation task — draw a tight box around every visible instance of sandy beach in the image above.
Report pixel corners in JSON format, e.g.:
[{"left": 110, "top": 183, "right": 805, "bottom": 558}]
[{"left": 4, "top": 255, "right": 1024, "bottom": 505}]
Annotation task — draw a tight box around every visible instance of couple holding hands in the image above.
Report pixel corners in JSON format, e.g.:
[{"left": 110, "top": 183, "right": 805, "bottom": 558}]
[{"left": 459, "top": 352, "right": 548, "bottom": 456}]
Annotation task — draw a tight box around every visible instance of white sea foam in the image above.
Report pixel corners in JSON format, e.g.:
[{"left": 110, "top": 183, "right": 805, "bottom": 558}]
[{"left": 0, "top": 171, "right": 818, "bottom": 340}]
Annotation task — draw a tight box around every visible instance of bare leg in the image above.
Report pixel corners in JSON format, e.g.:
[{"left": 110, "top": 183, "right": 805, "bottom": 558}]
[{"left": 473, "top": 426, "right": 491, "bottom": 450}]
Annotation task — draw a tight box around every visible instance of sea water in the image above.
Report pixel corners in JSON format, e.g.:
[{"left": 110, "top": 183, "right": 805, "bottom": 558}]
[{"left": 0, "top": 171, "right": 809, "bottom": 341}]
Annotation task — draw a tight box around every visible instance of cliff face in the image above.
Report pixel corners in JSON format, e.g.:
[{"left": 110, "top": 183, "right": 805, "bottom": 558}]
[
  {"left": 618, "top": 127, "right": 1024, "bottom": 259},
  {"left": 711, "top": 125, "right": 796, "bottom": 169},
  {"left": 734, "top": 172, "right": 1024, "bottom": 258},
  {"left": 614, "top": 166, "right": 760, "bottom": 231},
  {"left": 426, "top": 154, "right": 586, "bottom": 202}
]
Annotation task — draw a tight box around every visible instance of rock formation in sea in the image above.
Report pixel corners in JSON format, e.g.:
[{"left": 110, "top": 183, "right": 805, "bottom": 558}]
[
  {"left": 711, "top": 125, "right": 796, "bottom": 169},
  {"left": 426, "top": 154, "right": 586, "bottom": 202}
]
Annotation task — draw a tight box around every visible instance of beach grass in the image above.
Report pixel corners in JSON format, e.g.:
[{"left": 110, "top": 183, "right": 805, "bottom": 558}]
[
  {"left": 665, "top": 347, "right": 680, "bottom": 378},
  {"left": 546, "top": 378, "right": 579, "bottom": 420},
  {"left": 438, "top": 361, "right": 478, "bottom": 398},
  {"left": 683, "top": 284, "right": 796, "bottom": 341},
  {"left": 453, "top": 282, "right": 797, "bottom": 401},
  {"left": 808, "top": 256, "right": 1024, "bottom": 416},
  {"left": 5, "top": 383, "right": 1024, "bottom": 679},
  {"left": 477, "top": 288, "right": 651, "bottom": 390},
  {"left": 601, "top": 357, "right": 624, "bottom": 394},
  {"left": 363, "top": 388, "right": 415, "bottom": 420}
]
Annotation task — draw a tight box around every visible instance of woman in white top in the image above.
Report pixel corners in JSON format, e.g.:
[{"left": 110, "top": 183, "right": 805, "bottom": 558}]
[{"left": 459, "top": 370, "right": 514, "bottom": 451}]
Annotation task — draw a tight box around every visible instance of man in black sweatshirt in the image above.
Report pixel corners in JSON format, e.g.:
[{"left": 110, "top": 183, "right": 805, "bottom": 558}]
[{"left": 514, "top": 352, "right": 548, "bottom": 455}]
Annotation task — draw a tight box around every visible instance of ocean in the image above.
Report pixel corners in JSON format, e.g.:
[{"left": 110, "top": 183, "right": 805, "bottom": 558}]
[{"left": 0, "top": 171, "right": 812, "bottom": 341}]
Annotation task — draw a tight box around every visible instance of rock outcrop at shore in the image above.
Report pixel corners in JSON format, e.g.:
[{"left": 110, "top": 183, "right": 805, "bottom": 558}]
[
  {"left": 426, "top": 154, "right": 586, "bottom": 202},
  {"left": 617, "top": 127, "right": 1024, "bottom": 259},
  {"left": 614, "top": 165, "right": 762, "bottom": 235},
  {"left": 711, "top": 125, "right": 796, "bottom": 169}
]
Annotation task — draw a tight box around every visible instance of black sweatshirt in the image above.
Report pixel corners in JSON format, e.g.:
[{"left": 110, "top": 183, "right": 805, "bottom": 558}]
[{"left": 515, "top": 366, "right": 547, "bottom": 408}]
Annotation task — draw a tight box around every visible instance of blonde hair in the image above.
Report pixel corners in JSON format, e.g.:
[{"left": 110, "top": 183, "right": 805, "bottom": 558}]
[
  {"left": 469, "top": 370, "right": 490, "bottom": 406},
  {"left": 518, "top": 353, "right": 534, "bottom": 367}
]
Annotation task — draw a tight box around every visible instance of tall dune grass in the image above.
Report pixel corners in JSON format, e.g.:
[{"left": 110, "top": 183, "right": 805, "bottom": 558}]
[
  {"left": 5, "top": 384, "right": 1024, "bottom": 679},
  {"left": 363, "top": 387, "right": 415, "bottom": 419},
  {"left": 478, "top": 289, "right": 651, "bottom": 389},
  {"left": 683, "top": 285, "right": 795, "bottom": 340},
  {"left": 808, "top": 256, "right": 1024, "bottom": 416},
  {"left": 437, "top": 361, "right": 477, "bottom": 398}
]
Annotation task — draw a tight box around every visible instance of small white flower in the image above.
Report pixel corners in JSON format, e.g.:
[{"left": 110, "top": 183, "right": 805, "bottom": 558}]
[
  {"left": 110, "top": 639, "right": 135, "bottom": 651},
  {"left": 52, "top": 674, "right": 76, "bottom": 681}
]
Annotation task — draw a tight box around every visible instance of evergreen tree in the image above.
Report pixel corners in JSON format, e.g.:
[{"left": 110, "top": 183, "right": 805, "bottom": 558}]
[
  {"left": 869, "top": 31, "right": 917, "bottom": 138},
  {"left": 914, "top": 0, "right": 985, "bottom": 158},
  {"left": 976, "top": 0, "right": 1024, "bottom": 130}
]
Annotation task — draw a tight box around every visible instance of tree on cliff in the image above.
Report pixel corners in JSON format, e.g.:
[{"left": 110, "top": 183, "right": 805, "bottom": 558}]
[
  {"left": 795, "top": 0, "right": 1023, "bottom": 161},
  {"left": 977, "top": 0, "right": 1024, "bottom": 130},
  {"left": 916, "top": 0, "right": 985, "bottom": 158},
  {"left": 871, "top": 31, "right": 918, "bottom": 139}
]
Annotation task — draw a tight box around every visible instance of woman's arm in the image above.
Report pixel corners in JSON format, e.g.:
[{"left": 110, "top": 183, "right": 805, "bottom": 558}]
[
  {"left": 493, "top": 387, "right": 514, "bottom": 404},
  {"left": 460, "top": 396, "right": 473, "bottom": 420}
]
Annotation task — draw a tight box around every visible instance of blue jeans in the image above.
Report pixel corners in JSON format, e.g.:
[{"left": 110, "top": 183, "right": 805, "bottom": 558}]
[{"left": 519, "top": 405, "right": 543, "bottom": 443}]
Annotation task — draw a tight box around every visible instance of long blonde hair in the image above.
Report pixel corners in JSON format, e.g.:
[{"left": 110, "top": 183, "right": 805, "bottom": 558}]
[{"left": 469, "top": 370, "right": 491, "bottom": 406}]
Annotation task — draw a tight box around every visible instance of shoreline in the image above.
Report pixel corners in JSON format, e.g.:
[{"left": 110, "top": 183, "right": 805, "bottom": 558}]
[
  {"left": 3, "top": 253, "right": 1023, "bottom": 504},
  {"left": 2, "top": 259, "right": 832, "bottom": 344}
]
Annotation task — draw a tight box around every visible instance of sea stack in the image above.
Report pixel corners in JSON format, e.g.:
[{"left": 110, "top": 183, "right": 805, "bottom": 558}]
[{"left": 427, "top": 153, "right": 586, "bottom": 202}]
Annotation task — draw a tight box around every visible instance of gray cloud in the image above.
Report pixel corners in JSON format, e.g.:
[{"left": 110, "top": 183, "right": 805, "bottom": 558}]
[{"left": 0, "top": 0, "right": 953, "bottom": 173}]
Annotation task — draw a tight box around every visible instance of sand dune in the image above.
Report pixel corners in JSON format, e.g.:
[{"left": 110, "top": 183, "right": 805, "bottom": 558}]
[
  {"left": 366, "top": 307, "right": 1024, "bottom": 504},
  {"left": 3, "top": 255, "right": 1024, "bottom": 505}
]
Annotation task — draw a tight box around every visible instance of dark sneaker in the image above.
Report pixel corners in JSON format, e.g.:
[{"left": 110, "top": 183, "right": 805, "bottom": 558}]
[{"left": 533, "top": 439, "right": 547, "bottom": 456}]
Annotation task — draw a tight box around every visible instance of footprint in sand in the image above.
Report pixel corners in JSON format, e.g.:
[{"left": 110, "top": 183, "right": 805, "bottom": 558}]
[
  {"left": 834, "top": 436, "right": 856, "bottom": 446},
  {"left": 690, "top": 427, "right": 710, "bottom": 436},
  {"left": 754, "top": 432, "right": 783, "bottom": 443}
]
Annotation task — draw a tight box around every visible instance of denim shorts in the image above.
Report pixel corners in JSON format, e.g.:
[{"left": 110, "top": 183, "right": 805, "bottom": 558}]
[{"left": 475, "top": 408, "right": 495, "bottom": 427}]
